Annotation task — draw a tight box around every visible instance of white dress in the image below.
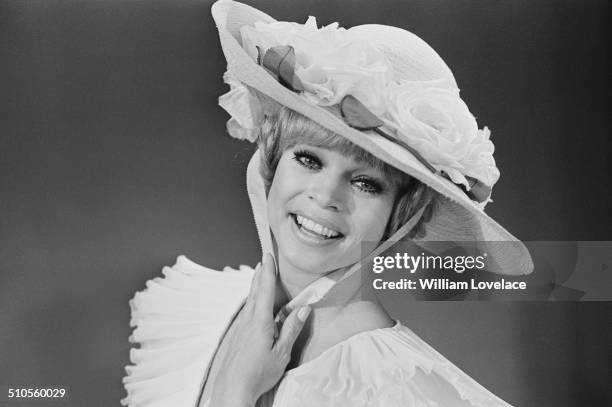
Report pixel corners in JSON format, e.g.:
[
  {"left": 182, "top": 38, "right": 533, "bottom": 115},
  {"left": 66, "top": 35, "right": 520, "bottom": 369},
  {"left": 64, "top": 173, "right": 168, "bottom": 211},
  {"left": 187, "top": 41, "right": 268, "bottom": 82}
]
[
  {"left": 121, "top": 255, "right": 513, "bottom": 407},
  {"left": 122, "top": 152, "right": 513, "bottom": 406}
]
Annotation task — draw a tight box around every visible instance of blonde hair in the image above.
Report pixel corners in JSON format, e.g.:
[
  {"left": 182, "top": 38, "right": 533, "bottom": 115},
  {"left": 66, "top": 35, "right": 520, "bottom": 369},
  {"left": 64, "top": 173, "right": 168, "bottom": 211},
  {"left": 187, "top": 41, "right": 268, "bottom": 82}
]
[{"left": 257, "top": 106, "right": 437, "bottom": 239}]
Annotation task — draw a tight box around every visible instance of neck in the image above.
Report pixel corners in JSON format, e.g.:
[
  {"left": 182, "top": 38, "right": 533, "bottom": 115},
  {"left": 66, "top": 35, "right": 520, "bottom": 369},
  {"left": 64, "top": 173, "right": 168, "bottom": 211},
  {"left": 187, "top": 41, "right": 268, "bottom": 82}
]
[
  {"left": 272, "top": 252, "right": 394, "bottom": 369},
  {"left": 274, "top": 251, "right": 379, "bottom": 315}
]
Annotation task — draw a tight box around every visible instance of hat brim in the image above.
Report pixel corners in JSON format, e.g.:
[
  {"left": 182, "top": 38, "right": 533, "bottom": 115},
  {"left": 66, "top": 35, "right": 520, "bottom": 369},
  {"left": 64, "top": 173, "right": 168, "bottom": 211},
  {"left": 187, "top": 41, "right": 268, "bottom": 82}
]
[{"left": 212, "top": 0, "right": 533, "bottom": 275}]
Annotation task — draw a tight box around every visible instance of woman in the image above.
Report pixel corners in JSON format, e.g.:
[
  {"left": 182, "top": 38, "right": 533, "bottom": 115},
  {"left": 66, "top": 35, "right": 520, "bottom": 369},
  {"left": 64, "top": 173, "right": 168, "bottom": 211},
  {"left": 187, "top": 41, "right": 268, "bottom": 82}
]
[{"left": 122, "top": 1, "right": 532, "bottom": 406}]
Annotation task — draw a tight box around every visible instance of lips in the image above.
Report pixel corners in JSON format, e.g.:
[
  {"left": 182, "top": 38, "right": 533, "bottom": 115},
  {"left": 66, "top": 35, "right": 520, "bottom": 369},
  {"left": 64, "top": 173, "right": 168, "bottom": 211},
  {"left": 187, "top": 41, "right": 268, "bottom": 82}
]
[{"left": 290, "top": 213, "right": 344, "bottom": 240}]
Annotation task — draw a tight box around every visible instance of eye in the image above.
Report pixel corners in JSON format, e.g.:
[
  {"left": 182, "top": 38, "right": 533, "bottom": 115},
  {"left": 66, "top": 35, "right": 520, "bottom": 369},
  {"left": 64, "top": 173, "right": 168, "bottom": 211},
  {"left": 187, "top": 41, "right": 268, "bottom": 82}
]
[
  {"left": 292, "top": 150, "right": 321, "bottom": 170},
  {"left": 352, "top": 177, "right": 383, "bottom": 194}
]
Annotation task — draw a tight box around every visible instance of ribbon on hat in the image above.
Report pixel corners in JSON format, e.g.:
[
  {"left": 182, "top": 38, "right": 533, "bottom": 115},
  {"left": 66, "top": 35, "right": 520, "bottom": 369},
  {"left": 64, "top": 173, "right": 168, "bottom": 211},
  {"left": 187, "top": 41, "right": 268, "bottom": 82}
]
[
  {"left": 257, "top": 45, "right": 305, "bottom": 92},
  {"left": 256, "top": 45, "right": 492, "bottom": 203}
]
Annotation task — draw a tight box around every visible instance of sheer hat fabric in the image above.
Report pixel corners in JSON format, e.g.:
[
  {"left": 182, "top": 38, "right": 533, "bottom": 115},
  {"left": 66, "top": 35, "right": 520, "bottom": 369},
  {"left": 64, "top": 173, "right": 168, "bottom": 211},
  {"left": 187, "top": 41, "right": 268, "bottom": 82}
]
[{"left": 212, "top": 0, "right": 533, "bottom": 275}]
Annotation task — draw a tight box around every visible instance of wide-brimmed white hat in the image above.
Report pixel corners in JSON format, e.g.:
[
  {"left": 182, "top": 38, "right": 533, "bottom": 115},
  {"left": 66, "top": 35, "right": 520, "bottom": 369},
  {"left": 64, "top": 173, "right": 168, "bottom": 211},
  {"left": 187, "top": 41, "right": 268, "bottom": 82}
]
[{"left": 212, "top": 0, "right": 533, "bottom": 276}]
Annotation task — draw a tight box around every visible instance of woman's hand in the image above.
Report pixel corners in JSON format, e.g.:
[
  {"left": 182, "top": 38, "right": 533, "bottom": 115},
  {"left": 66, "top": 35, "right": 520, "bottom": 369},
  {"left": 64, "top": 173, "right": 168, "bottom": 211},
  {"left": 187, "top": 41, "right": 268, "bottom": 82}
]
[{"left": 209, "top": 253, "right": 311, "bottom": 407}]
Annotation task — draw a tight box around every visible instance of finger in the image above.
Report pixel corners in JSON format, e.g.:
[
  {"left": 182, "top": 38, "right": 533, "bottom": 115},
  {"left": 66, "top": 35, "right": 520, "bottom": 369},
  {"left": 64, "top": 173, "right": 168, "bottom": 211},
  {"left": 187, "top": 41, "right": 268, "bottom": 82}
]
[
  {"left": 245, "top": 262, "right": 262, "bottom": 315},
  {"left": 274, "top": 306, "right": 311, "bottom": 358},
  {"left": 254, "top": 253, "right": 276, "bottom": 318}
]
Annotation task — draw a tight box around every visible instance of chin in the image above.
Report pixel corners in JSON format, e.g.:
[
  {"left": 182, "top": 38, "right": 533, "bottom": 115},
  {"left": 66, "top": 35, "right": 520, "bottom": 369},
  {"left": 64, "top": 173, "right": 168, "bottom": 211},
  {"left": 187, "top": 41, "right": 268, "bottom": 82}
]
[
  {"left": 284, "top": 254, "right": 358, "bottom": 276},
  {"left": 279, "top": 240, "right": 360, "bottom": 276},
  {"left": 286, "top": 257, "right": 335, "bottom": 275}
]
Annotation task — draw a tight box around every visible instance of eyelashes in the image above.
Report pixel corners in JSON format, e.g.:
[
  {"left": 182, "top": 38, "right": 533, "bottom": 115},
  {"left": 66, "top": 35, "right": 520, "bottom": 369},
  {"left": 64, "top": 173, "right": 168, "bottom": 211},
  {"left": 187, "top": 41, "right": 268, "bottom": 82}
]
[
  {"left": 292, "top": 149, "right": 321, "bottom": 170},
  {"left": 352, "top": 176, "right": 383, "bottom": 194},
  {"left": 292, "top": 149, "right": 385, "bottom": 195}
]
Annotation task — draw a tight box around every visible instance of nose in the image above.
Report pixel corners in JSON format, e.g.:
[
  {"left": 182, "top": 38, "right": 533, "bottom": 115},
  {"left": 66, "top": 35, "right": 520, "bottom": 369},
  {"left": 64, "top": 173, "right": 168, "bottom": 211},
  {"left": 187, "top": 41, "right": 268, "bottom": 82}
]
[{"left": 306, "top": 172, "right": 345, "bottom": 211}]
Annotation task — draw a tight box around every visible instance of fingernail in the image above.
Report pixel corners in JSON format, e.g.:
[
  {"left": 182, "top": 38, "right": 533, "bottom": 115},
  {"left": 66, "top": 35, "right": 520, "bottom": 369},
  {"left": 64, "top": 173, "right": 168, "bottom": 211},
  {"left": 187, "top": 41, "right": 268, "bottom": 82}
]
[
  {"left": 297, "top": 306, "right": 311, "bottom": 322},
  {"left": 263, "top": 253, "right": 278, "bottom": 274}
]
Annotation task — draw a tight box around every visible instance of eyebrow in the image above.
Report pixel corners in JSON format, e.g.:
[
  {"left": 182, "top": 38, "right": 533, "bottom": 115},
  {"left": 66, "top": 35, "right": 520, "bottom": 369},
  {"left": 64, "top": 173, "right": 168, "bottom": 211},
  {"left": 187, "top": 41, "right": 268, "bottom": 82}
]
[
  {"left": 300, "top": 144, "right": 391, "bottom": 179},
  {"left": 293, "top": 142, "right": 376, "bottom": 165}
]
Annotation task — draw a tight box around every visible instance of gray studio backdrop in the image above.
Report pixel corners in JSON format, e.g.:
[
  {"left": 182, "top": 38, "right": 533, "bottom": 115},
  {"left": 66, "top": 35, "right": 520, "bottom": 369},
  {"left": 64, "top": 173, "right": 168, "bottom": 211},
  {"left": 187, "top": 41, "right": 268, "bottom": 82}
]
[{"left": 1, "top": 0, "right": 611, "bottom": 406}]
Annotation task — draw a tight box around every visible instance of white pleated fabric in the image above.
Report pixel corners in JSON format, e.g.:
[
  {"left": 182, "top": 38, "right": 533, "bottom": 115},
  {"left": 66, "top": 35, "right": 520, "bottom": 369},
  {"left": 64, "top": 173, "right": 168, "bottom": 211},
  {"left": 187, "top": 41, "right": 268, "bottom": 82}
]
[
  {"left": 122, "top": 255, "right": 512, "bottom": 407},
  {"left": 121, "top": 256, "right": 254, "bottom": 407}
]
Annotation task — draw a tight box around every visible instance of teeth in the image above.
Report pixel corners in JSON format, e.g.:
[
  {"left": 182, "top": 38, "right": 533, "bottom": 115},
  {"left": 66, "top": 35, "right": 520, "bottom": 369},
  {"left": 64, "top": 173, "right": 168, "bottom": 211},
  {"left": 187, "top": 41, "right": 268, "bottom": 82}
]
[{"left": 296, "top": 215, "right": 340, "bottom": 238}]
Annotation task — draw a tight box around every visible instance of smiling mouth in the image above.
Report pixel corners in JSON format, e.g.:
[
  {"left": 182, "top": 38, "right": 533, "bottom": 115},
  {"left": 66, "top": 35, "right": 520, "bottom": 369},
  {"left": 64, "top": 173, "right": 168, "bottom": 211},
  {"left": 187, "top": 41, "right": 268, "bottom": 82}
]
[{"left": 290, "top": 213, "right": 343, "bottom": 240}]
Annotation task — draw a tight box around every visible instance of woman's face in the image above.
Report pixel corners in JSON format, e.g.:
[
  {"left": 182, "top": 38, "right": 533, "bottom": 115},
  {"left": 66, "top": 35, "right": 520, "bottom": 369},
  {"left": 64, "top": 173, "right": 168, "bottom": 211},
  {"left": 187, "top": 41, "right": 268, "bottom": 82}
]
[{"left": 267, "top": 143, "right": 398, "bottom": 276}]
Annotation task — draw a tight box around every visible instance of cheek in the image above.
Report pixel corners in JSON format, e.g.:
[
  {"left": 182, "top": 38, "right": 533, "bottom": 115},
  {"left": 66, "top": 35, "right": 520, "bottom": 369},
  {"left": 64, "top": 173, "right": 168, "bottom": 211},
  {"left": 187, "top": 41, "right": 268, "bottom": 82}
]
[{"left": 352, "top": 198, "right": 395, "bottom": 241}]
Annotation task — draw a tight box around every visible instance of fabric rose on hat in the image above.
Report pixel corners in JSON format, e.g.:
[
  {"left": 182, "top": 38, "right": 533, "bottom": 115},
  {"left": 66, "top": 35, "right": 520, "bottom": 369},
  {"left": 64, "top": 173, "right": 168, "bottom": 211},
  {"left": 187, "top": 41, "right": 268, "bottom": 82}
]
[
  {"left": 384, "top": 79, "right": 500, "bottom": 190},
  {"left": 236, "top": 17, "right": 499, "bottom": 199},
  {"left": 241, "top": 17, "right": 392, "bottom": 115}
]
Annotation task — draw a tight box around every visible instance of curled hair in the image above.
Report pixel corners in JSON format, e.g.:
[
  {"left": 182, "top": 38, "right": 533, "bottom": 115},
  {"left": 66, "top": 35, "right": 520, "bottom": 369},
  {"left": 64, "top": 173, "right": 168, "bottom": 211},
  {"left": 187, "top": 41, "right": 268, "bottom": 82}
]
[{"left": 257, "top": 106, "right": 437, "bottom": 239}]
